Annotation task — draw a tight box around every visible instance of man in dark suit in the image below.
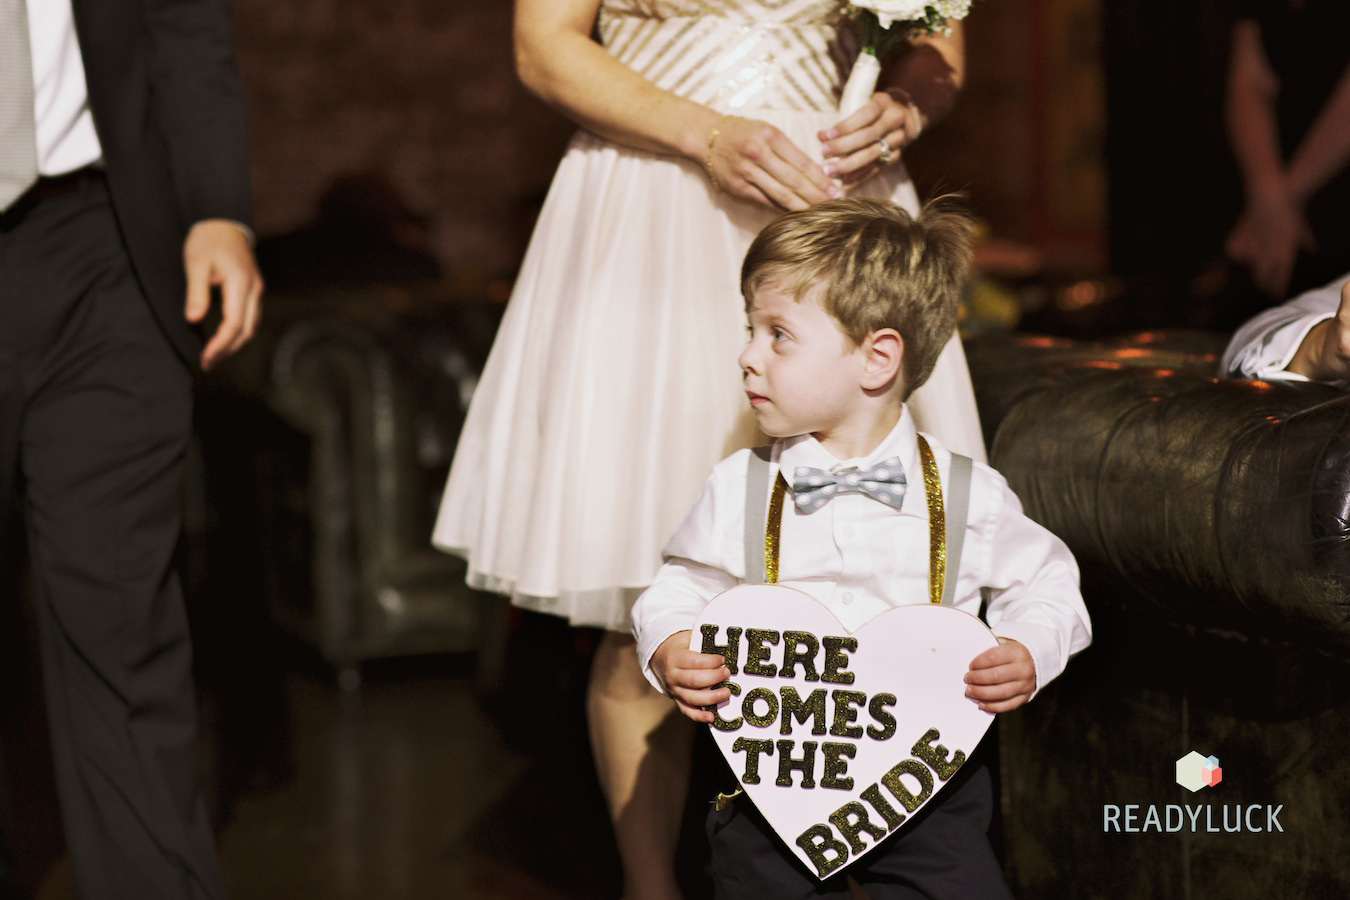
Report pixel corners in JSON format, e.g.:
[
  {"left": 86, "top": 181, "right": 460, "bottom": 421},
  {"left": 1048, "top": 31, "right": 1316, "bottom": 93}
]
[{"left": 1, "top": 0, "right": 261, "bottom": 895}]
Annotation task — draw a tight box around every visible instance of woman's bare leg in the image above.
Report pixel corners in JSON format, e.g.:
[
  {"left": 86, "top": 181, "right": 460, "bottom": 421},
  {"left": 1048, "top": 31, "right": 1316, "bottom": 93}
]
[{"left": 587, "top": 629, "right": 694, "bottom": 900}]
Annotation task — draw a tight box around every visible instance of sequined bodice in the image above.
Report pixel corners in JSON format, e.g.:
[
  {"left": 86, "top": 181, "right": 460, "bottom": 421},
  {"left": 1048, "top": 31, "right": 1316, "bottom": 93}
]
[{"left": 598, "top": 0, "right": 851, "bottom": 112}]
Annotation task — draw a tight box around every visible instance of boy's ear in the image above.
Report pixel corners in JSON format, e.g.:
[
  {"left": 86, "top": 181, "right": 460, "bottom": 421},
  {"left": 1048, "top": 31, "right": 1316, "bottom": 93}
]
[{"left": 860, "top": 328, "right": 904, "bottom": 392}]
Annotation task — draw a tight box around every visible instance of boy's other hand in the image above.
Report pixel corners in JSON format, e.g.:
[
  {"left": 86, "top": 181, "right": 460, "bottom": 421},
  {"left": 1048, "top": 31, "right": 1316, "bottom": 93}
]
[
  {"left": 651, "top": 631, "right": 733, "bottom": 723},
  {"left": 964, "top": 637, "right": 1036, "bottom": 713}
]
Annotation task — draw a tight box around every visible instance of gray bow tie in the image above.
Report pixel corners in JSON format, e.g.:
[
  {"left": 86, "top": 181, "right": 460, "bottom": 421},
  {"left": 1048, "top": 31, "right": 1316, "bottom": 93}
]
[{"left": 791, "top": 456, "right": 906, "bottom": 513}]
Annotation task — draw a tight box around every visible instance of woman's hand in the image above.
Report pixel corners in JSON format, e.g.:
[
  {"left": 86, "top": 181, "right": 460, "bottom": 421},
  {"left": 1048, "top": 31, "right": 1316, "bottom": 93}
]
[
  {"left": 707, "top": 116, "right": 840, "bottom": 210},
  {"left": 817, "top": 24, "right": 963, "bottom": 190},
  {"left": 817, "top": 89, "right": 924, "bottom": 188}
]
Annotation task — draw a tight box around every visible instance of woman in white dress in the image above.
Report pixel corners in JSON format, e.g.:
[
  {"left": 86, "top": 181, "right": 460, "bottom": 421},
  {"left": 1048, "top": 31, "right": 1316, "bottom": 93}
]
[{"left": 434, "top": 2, "right": 982, "bottom": 896}]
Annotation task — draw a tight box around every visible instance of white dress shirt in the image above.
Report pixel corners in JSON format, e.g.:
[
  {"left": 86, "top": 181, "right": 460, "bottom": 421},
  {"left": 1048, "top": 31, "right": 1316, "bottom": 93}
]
[
  {"left": 27, "top": 0, "right": 102, "bottom": 175},
  {"left": 632, "top": 407, "right": 1092, "bottom": 697},
  {"left": 1221, "top": 273, "right": 1350, "bottom": 383}
]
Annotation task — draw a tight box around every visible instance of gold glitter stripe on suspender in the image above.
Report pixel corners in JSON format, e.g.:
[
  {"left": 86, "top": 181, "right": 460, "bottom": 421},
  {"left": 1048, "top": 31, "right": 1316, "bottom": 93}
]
[
  {"left": 917, "top": 435, "right": 945, "bottom": 605},
  {"left": 764, "top": 474, "right": 789, "bottom": 584},
  {"left": 762, "top": 440, "right": 946, "bottom": 602}
]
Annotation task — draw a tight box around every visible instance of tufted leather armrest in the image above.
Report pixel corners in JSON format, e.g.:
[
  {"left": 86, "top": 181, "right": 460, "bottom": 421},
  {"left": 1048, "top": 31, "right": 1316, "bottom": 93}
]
[
  {"left": 205, "top": 288, "right": 507, "bottom": 684},
  {"left": 965, "top": 331, "right": 1350, "bottom": 655}
]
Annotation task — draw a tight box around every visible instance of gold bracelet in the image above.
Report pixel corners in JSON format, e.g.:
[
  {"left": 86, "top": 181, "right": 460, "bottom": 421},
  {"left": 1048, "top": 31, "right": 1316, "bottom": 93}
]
[{"left": 704, "top": 114, "right": 734, "bottom": 193}]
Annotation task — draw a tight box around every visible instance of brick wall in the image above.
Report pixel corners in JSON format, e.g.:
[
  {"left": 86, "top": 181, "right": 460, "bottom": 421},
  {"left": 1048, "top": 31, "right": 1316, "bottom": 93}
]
[
  {"left": 909, "top": 0, "right": 1107, "bottom": 271},
  {"left": 233, "top": 0, "right": 574, "bottom": 292},
  {"left": 233, "top": 0, "right": 1106, "bottom": 291}
]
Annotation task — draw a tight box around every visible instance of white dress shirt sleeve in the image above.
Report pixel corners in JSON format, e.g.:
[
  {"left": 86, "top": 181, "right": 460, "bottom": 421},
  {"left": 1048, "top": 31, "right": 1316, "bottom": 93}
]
[
  {"left": 969, "top": 467, "right": 1092, "bottom": 698},
  {"left": 1221, "top": 275, "right": 1349, "bottom": 382},
  {"left": 631, "top": 453, "right": 745, "bottom": 692},
  {"left": 28, "top": 0, "right": 103, "bottom": 175}
]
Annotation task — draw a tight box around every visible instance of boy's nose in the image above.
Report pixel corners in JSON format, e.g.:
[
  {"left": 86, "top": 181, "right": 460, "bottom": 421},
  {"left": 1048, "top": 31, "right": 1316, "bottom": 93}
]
[{"left": 738, "top": 343, "right": 758, "bottom": 374}]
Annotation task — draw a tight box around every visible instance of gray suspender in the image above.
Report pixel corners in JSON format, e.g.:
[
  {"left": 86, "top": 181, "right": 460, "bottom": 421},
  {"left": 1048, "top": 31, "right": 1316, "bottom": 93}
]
[
  {"left": 941, "top": 452, "right": 973, "bottom": 605},
  {"left": 742, "top": 444, "right": 975, "bottom": 600}
]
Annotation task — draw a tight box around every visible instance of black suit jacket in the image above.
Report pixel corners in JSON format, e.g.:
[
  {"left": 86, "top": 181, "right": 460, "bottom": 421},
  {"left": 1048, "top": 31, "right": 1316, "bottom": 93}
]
[{"left": 71, "top": 0, "right": 252, "bottom": 365}]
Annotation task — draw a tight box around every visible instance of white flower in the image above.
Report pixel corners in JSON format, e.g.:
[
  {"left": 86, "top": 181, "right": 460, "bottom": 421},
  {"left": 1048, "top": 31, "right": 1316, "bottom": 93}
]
[
  {"left": 932, "top": 0, "right": 972, "bottom": 18},
  {"left": 848, "top": 0, "right": 930, "bottom": 29},
  {"left": 848, "top": 0, "right": 971, "bottom": 30}
]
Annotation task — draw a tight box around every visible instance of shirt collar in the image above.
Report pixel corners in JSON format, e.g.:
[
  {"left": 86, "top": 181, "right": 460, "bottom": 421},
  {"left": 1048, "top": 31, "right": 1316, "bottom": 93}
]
[{"left": 775, "top": 406, "right": 924, "bottom": 514}]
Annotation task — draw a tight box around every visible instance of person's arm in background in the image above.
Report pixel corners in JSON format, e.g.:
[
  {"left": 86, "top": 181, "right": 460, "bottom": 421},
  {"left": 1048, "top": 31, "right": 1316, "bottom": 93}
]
[
  {"left": 1284, "top": 59, "right": 1350, "bottom": 222},
  {"left": 1221, "top": 275, "right": 1350, "bottom": 382},
  {"left": 516, "top": 0, "right": 837, "bottom": 211},
  {"left": 1225, "top": 19, "right": 1310, "bottom": 299},
  {"left": 1225, "top": 20, "right": 1350, "bottom": 300},
  {"left": 818, "top": 23, "right": 964, "bottom": 187},
  {"left": 143, "top": 0, "right": 263, "bottom": 369}
]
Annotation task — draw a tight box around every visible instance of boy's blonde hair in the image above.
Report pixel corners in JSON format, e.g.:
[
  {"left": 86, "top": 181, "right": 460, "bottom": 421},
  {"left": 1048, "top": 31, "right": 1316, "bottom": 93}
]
[{"left": 741, "top": 196, "right": 973, "bottom": 396}]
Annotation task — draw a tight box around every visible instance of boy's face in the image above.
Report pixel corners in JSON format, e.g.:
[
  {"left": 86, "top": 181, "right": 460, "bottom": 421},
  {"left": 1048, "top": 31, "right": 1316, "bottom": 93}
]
[{"left": 739, "top": 282, "right": 871, "bottom": 449}]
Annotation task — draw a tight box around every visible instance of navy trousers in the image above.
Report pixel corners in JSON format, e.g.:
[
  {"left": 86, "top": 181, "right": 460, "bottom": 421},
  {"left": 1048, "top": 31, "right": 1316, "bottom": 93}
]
[
  {"left": 707, "top": 751, "right": 1013, "bottom": 899},
  {"left": 0, "top": 176, "right": 224, "bottom": 899}
]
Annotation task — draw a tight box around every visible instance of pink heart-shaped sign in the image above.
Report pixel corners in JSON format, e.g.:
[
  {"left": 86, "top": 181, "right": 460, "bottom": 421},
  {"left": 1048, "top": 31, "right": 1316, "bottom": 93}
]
[{"left": 692, "top": 584, "right": 998, "bottom": 879}]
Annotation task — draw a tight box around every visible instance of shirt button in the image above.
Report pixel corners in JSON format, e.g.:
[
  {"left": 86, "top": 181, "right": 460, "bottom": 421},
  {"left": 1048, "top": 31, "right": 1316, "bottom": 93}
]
[
  {"left": 841, "top": 591, "right": 854, "bottom": 605},
  {"left": 843, "top": 526, "right": 855, "bottom": 539}
]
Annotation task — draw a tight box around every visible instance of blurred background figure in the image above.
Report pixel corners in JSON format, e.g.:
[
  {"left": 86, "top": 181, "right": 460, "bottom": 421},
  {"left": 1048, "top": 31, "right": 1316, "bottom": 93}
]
[
  {"left": 1223, "top": 1, "right": 1350, "bottom": 309},
  {"left": 258, "top": 172, "right": 440, "bottom": 292}
]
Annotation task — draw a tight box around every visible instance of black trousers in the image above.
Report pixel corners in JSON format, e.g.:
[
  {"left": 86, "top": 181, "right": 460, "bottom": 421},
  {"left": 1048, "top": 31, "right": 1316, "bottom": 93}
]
[
  {"left": 0, "top": 177, "right": 224, "bottom": 899},
  {"left": 707, "top": 755, "right": 1013, "bottom": 900}
]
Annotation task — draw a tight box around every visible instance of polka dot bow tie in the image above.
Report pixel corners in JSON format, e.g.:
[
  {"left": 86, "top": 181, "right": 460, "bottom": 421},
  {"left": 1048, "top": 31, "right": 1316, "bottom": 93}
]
[{"left": 790, "top": 457, "right": 907, "bottom": 514}]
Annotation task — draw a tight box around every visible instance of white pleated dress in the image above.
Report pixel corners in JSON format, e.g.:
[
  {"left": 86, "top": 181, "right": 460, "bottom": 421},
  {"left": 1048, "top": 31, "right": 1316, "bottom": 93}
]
[{"left": 433, "top": 0, "right": 986, "bottom": 632}]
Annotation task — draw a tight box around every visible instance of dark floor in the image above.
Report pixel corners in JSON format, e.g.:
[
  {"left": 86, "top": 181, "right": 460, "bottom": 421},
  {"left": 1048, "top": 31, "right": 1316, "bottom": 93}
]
[
  {"left": 28, "top": 666, "right": 612, "bottom": 899},
  {"left": 32, "top": 671, "right": 542, "bottom": 899},
  {"left": 15, "top": 616, "right": 719, "bottom": 900}
]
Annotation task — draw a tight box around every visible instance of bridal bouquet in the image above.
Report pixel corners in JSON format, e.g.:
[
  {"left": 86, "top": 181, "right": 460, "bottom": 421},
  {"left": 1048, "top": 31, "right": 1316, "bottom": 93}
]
[{"left": 838, "top": 0, "right": 973, "bottom": 116}]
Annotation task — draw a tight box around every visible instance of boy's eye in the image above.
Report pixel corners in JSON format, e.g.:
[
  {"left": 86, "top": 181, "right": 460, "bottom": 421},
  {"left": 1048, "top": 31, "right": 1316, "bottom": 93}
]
[{"left": 772, "top": 327, "right": 788, "bottom": 341}]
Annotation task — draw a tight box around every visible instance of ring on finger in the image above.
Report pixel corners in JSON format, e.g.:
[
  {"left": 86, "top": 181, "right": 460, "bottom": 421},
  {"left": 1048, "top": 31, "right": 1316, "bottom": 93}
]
[{"left": 876, "top": 137, "right": 893, "bottom": 165}]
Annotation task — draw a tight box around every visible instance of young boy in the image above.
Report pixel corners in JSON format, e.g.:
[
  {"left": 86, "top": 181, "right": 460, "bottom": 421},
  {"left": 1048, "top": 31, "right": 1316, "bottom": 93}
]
[{"left": 631, "top": 198, "right": 1092, "bottom": 898}]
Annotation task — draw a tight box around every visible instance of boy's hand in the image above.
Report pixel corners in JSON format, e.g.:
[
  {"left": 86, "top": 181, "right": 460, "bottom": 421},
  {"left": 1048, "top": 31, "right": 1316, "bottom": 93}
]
[
  {"left": 964, "top": 637, "right": 1036, "bottom": 713},
  {"left": 650, "top": 631, "right": 732, "bottom": 724}
]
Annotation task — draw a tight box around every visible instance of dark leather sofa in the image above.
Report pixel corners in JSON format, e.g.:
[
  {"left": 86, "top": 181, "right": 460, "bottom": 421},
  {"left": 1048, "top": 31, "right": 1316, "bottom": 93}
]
[
  {"left": 964, "top": 331, "right": 1350, "bottom": 899},
  {"left": 194, "top": 286, "right": 507, "bottom": 689},
  {"left": 190, "top": 301, "right": 1349, "bottom": 895}
]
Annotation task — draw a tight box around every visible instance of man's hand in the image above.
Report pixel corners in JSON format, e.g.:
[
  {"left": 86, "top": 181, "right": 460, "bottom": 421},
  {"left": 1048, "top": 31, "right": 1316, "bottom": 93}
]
[
  {"left": 183, "top": 219, "right": 264, "bottom": 370},
  {"left": 964, "top": 637, "right": 1036, "bottom": 714},
  {"left": 1288, "top": 280, "right": 1350, "bottom": 382},
  {"left": 650, "top": 630, "right": 732, "bottom": 724}
]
